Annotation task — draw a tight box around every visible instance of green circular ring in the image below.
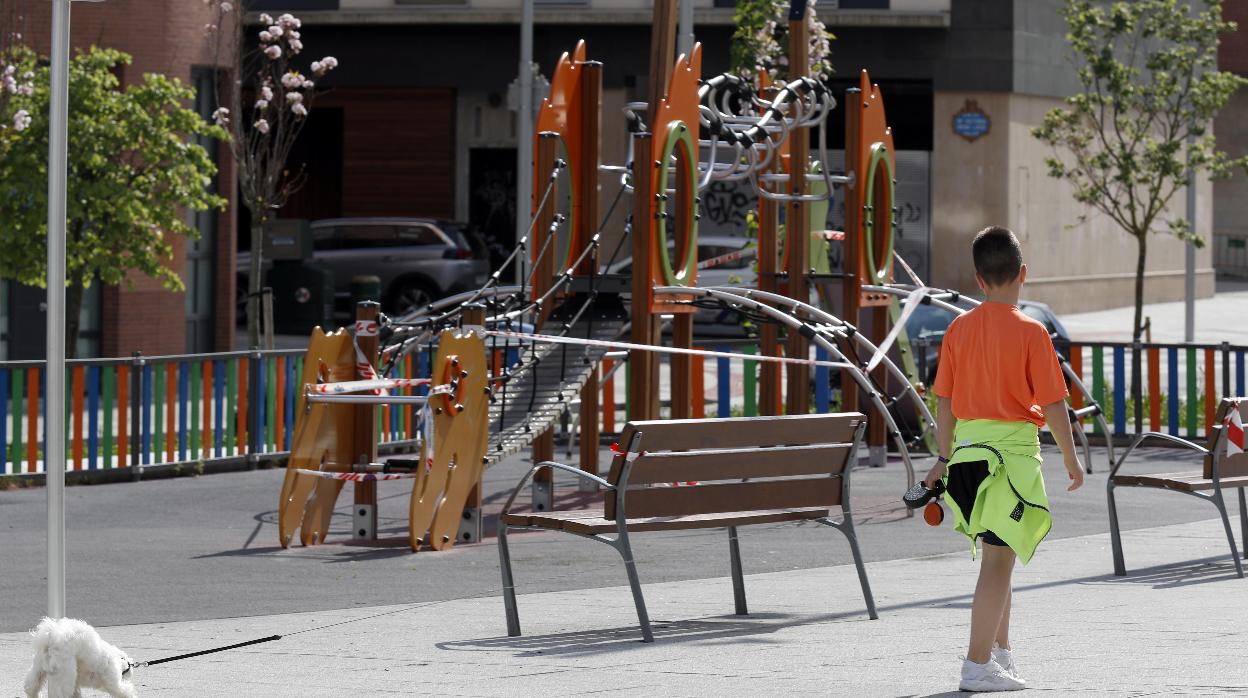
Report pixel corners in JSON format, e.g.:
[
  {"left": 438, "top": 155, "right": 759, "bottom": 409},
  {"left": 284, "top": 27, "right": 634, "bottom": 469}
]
[
  {"left": 862, "top": 143, "right": 895, "bottom": 283},
  {"left": 655, "top": 121, "right": 699, "bottom": 286}
]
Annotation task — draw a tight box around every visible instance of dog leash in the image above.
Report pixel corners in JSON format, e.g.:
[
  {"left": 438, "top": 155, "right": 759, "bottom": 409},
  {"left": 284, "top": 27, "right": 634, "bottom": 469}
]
[{"left": 130, "top": 635, "right": 282, "bottom": 669}]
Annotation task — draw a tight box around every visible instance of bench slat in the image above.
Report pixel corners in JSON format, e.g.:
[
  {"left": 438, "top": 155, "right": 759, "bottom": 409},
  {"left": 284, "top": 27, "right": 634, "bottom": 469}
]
[
  {"left": 607, "top": 413, "right": 865, "bottom": 484},
  {"left": 623, "top": 443, "right": 854, "bottom": 485},
  {"left": 501, "top": 507, "right": 830, "bottom": 535},
  {"left": 1113, "top": 471, "right": 1248, "bottom": 492},
  {"left": 622, "top": 413, "right": 862, "bottom": 450},
  {"left": 613, "top": 477, "right": 841, "bottom": 518}
]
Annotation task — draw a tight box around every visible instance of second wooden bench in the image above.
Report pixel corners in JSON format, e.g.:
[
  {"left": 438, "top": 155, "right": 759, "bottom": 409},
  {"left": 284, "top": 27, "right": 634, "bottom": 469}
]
[{"left": 496, "top": 412, "right": 877, "bottom": 642}]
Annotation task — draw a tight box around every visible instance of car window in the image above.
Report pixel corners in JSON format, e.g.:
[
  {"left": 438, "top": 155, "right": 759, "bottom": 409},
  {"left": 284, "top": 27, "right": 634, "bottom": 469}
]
[
  {"left": 395, "top": 225, "right": 447, "bottom": 246},
  {"left": 905, "top": 304, "right": 958, "bottom": 341},
  {"left": 312, "top": 229, "right": 338, "bottom": 251},
  {"left": 1020, "top": 305, "right": 1056, "bottom": 335}
]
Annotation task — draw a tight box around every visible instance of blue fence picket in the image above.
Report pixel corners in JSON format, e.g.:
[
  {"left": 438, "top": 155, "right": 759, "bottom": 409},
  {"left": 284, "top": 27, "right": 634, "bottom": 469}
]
[
  {"left": 1238, "top": 351, "right": 1245, "bottom": 397},
  {"left": 87, "top": 366, "right": 99, "bottom": 470},
  {"left": 213, "top": 360, "right": 225, "bottom": 458},
  {"left": 814, "top": 346, "right": 830, "bottom": 413},
  {"left": 1167, "top": 347, "right": 1179, "bottom": 436},
  {"left": 284, "top": 358, "right": 296, "bottom": 448},
  {"left": 717, "top": 345, "right": 730, "bottom": 418}
]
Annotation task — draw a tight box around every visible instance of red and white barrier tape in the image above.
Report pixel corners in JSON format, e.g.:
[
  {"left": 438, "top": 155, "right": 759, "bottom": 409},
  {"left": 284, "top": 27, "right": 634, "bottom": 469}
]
[
  {"left": 294, "top": 468, "right": 421, "bottom": 482},
  {"left": 312, "top": 377, "right": 438, "bottom": 395},
  {"left": 696, "top": 247, "right": 757, "bottom": 271},
  {"left": 482, "top": 330, "right": 856, "bottom": 370}
]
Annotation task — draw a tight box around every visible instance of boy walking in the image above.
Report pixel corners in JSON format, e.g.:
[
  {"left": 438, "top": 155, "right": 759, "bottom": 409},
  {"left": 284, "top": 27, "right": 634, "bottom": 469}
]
[{"left": 925, "top": 226, "right": 1084, "bottom": 692}]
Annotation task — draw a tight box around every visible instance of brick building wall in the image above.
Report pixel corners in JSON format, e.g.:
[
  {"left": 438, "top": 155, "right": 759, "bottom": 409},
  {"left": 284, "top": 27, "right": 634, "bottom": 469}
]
[
  {"left": 1214, "top": 1, "right": 1248, "bottom": 277},
  {"left": 6, "top": 0, "right": 236, "bottom": 355}
]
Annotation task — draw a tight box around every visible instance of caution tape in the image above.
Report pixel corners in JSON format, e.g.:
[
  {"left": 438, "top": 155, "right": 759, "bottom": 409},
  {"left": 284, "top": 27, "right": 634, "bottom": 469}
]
[
  {"left": 312, "top": 378, "right": 443, "bottom": 395},
  {"left": 294, "top": 468, "right": 422, "bottom": 482},
  {"left": 482, "top": 330, "right": 856, "bottom": 370},
  {"left": 696, "top": 247, "right": 757, "bottom": 271}
]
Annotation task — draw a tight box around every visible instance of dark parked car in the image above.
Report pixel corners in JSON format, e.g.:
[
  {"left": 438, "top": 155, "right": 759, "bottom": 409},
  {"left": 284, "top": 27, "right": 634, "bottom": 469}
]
[
  {"left": 904, "top": 297, "right": 1071, "bottom": 385},
  {"left": 238, "top": 217, "right": 490, "bottom": 324}
]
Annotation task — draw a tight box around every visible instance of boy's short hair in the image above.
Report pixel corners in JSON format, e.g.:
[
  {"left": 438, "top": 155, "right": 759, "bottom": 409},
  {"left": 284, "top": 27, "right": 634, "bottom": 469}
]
[{"left": 972, "top": 226, "right": 1023, "bottom": 286}]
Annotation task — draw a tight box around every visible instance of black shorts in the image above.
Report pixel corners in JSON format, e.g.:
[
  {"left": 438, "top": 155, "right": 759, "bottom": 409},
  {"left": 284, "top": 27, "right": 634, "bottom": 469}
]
[
  {"left": 978, "top": 530, "right": 1007, "bottom": 547},
  {"left": 947, "top": 458, "right": 1007, "bottom": 547}
]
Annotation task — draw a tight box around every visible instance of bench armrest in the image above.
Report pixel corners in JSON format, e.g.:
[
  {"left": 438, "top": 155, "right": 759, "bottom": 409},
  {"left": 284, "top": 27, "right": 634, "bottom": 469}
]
[
  {"left": 1110, "top": 431, "right": 1209, "bottom": 478},
  {"left": 500, "top": 461, "right": 615, "bottom": 518}
]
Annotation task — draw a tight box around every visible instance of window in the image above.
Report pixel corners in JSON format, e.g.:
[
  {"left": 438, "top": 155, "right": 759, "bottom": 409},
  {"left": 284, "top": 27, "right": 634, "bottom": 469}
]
[{"left": 395, "top": 225, "right": 446, "bottom": 246}]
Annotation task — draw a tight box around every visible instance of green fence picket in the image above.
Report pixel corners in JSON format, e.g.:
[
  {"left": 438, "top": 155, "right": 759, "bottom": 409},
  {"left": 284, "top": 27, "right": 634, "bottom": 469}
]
[
  {"left": 191, "top": 361, "right": 201, "bottom": 460},
  {"left": 102, "top": 366, "right": 114, "bottom": 469}
]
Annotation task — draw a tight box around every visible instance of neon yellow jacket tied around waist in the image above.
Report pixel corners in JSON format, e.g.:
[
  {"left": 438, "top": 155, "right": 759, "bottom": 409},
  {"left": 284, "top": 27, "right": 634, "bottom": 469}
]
[{"left": 942, "top": 419, "right": 1051, "bottom": 564}]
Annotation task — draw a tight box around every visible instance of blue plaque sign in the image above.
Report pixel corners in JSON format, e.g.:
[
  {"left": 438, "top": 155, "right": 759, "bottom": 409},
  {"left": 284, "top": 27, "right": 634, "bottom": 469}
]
[{"left": 953, "top": 99, "right": 990, "bottom": 142}]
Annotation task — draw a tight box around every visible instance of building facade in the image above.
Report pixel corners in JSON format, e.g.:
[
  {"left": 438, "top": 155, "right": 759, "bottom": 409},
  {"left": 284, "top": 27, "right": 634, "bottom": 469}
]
[
  {"left": 265, "top": 0, "right": 1216, "bottom": 319},
  {"left": 0, "top": 0, "right": 235, "bottom": 359},
  {"left": 1215, "top": 0, "right": 1248, "bottom": 278}
]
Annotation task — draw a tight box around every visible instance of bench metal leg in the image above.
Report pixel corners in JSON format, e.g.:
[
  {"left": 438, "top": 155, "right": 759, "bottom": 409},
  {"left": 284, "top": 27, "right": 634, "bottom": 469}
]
[
  {"left": 616, "top": 537, "right": 654, "bottom": 643},
  {"left": 498, "top": 526, "right": 522, "bottom": 636},
  {"left": 728, "top": 526, "right": 748, "bottom": 616},
  {"left": 1239, "top": 488, "right": 1247, "bottom": 559},
  {"left": 842, "top": 523, "right": 878, "bottom": 620},
  {"left": 1212, "top": 489, "right": 1245, "bottom": 579},
  {"left": 1107, "top": 481, "right": 1127, "bottom": 576}
]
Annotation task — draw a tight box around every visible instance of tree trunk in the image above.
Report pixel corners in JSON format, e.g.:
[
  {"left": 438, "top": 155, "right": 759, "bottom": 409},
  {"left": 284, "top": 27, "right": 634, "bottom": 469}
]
[
  {"left": 1131, "top": 233, "right": 1147, "bottom": 434},
  {"left": 246, "top": 216, "right": 265, "bottom": 349},
  {"left": 1132, "top": 233, "right": 1147, "bottom": 343},
  {"left": 64, "top": 270, "right": 84, "bottom": 360}
]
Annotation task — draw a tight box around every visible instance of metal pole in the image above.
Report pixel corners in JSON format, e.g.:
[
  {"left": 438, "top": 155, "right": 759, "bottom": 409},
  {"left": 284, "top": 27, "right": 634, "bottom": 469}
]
[
  {"left": 46, "top": 0, "right": 71, "bottom": 619},
  {"left": 1184, "top": 133, "right": 1196, "bottom": 344},
  {"left": 678, "top": 0, "right": 694, "bottom": 57},
  {"left": 516, "top": 0, "right": 534, "bottom": 286}
]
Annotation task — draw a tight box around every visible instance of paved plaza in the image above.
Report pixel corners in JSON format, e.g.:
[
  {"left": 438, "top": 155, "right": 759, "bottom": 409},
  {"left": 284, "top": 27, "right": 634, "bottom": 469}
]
[{"left": 1, "top": 443, "right": 1245, "bottom": 695}]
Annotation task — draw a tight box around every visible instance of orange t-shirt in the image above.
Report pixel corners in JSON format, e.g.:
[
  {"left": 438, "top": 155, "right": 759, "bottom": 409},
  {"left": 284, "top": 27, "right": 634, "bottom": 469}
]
[{"left": 932, "top": 302, "right": 1069, "bottom": 426}]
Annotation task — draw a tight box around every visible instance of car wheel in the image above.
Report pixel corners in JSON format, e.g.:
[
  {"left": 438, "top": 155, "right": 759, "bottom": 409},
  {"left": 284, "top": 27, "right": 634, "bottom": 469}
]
[{"left": 387, "top": 281, "right": 437, "bottom": 316}]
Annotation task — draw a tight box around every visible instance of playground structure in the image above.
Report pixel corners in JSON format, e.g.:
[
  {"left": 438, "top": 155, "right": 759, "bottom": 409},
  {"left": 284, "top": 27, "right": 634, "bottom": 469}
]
[{"left": 275, "top": 0, "right": 1112, "bottom": 551}]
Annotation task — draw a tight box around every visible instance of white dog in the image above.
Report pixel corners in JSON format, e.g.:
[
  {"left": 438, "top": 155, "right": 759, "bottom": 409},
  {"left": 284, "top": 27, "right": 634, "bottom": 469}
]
[{"left": 23, "top": 617, "right": 138, "bottom": 698}]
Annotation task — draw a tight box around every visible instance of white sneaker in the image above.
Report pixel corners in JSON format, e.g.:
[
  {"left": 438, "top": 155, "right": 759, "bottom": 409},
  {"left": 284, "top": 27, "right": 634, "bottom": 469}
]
[
  {"left": 959, "top": 656, "right": 1026, "bottom": 692},
  {"left": 992, "top": 643, "right": 1020, "bottom": 680}
]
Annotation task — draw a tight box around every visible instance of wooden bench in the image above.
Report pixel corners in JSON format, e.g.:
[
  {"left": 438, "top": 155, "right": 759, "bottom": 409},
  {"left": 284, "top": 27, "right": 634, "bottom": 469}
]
[
  {"left": 1108, "top": 398, "right": 1248, "bottom": 578},
  {"left": 496, "top": 412, "right": 876, "bottom": 643}
]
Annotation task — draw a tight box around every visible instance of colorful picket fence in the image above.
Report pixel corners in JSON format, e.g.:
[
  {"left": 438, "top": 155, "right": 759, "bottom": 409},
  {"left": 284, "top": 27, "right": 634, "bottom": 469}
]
[
  {"left": 9, "top": 337, "right": 1242, "bottom": 477},
  {"left": 1065, "top": 341, "right": 1248, "bottom": 439},
  {"left": 0, "top": 350, "right": 424, "bottom": 476}
]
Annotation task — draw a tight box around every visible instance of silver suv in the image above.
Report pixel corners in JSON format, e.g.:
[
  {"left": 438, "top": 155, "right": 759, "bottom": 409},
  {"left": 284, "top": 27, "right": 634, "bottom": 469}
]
[{"left": 239, "top": 217, "right": 490, "bottom": 322}]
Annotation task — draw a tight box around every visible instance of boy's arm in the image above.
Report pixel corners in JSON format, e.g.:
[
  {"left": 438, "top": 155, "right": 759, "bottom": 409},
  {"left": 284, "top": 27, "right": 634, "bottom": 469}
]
[
  {"left": 1041, "top": 399, "right": 1084, "bottom": 492},
  {"left": 923, "top": 396, "right": 955, "bottom": 488}
]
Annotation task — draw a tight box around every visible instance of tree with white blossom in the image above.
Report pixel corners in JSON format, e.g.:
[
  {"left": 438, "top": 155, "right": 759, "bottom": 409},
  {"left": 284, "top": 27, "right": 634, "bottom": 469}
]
[
  {"left": 730, "top": 0, "right": 833, "bottom": 88},
  {"left": 206, "top": 3, "right": 339, "bottom": 348},
  {"left": 0, "top": 4, "right": 35, "bottom": 145}
]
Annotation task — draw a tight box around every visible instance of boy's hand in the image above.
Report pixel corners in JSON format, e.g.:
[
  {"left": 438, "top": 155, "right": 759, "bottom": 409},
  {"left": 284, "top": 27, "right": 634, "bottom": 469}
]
[
  {"left": 924, "top": 461, "right": 947, "bottom": 489},
  {"left": 1064, "top": 454, "right": 1085, "bottom": 492}
]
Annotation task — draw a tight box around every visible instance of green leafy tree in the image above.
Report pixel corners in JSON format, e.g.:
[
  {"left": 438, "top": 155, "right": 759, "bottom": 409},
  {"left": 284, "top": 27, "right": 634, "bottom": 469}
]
[
  {"left": 1032, "top": 0, "right": 1247, "bottom": 344},
  {"left": 0, "top": 47, "right": 226, "bottom": 356}
]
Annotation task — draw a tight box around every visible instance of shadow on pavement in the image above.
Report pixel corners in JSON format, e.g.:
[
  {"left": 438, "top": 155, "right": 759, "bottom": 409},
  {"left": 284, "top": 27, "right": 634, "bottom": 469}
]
[{"left": 436, "top": 554, "right": 1238, "bottom": 657}]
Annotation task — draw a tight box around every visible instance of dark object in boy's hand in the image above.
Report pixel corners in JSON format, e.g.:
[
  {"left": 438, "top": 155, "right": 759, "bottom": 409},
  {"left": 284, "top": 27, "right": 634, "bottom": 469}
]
[{"left": 903, "top": 479, "right": 945, "bottom": 509}]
